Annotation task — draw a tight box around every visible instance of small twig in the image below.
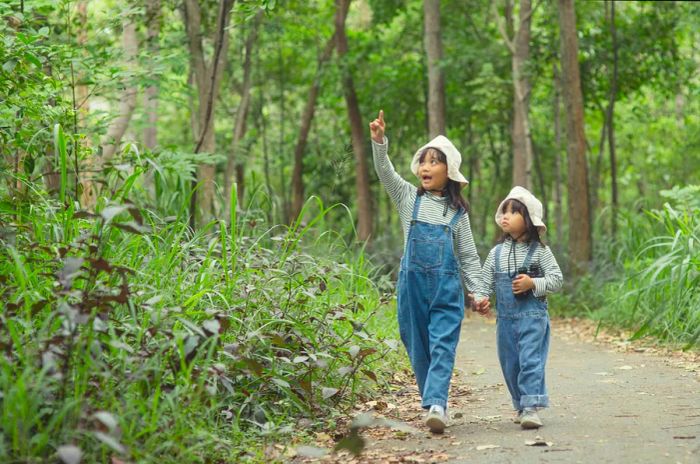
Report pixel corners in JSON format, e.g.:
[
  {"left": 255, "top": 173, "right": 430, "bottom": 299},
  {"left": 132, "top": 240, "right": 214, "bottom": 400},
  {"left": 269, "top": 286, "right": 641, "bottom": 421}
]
[{"left": 661, "top": 423, "right": 700, "bottom": 430}]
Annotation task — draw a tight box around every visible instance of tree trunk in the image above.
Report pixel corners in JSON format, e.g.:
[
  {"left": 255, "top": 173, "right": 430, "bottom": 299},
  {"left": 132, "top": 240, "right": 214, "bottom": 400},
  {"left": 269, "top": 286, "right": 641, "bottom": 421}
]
[
  {"left": 496, "top": 0, "right": 534, "bottom": 189},
  {"left": 290, "top": 33, "right": 336, "bottom": 223},
  {"left": 552, "top": 62, "right": 563, "bottom": 248},
  {"left": 335, "top": 0, "right": 373, "bottom": 241},
  {"left": 558, "top": 0, "right": 592, "bottom": 274},
  {"left": 183, "top": 0, "right": 234, "bottom": 227},
  {"left": 144, "top": 0, "right": 161, "bottom": 150},
  {"left": 80, "top": 20, "right": 138, "bottom": 208},
  {"left": 256, "top": 91, "right": 273, "bottom": 225},
  {"left": 74, "top": 0, "right": 91, "bottom": 206},
  {"left": 423, "top": 0, "right": 446, "bottom": 138},
  {"left": 511, "top": 0, "right": 534, "bottom": 189},
  {"left": 608, "top": 0, "right": 618, "bottom": 238},
  {"left": 590, "top": 100, "right": 607, "bottom": 215},
  {"left": 278, "top": 41, "right": 290, "bottom": 223},
  {"left": 224, "top": 9, "right": 263, "bottom": 216},
  {"left": 100, "top": 21, "right": 138, "bottom": 161}
]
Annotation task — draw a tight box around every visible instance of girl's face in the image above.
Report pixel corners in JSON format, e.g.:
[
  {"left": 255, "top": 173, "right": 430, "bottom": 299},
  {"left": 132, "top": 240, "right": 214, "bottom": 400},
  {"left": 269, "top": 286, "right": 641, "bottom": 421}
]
[
  {"left": 500, "top": 201, "right": 527, "bottom": 239},
  {"left": 418, "top": 149, "right": 448, "bottom": 193}
]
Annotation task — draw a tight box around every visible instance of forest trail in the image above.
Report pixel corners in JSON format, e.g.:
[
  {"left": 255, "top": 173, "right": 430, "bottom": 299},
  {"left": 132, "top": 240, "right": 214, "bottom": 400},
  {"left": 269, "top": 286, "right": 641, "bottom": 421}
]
[{"left": 294, "top": 314, "right": 699, "bottom": 463}]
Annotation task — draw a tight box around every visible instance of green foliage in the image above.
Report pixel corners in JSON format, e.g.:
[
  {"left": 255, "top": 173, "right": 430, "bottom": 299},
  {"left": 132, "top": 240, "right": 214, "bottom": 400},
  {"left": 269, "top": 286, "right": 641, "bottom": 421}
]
[
  {"left": 0, "top": 178, "right": 401, "bottom": 462},
  {"left": 553, "top": 185, "right": 700, "bottom": 349}
]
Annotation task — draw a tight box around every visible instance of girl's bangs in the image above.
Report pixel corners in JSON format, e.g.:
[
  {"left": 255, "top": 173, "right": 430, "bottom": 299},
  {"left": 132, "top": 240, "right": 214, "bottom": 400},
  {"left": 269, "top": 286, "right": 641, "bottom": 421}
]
[
  {"left": 419, "top": 148, "right": 447, "bottom": 164},
  {"left": 501, "top": 198, "right": 528, "bottom": 215}
]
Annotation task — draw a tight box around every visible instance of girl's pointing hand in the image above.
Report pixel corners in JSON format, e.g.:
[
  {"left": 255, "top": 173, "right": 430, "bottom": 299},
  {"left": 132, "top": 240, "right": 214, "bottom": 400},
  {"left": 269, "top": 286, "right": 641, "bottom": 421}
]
[{"left": 369, "top": 110, "right": 385, "bottom": 143}]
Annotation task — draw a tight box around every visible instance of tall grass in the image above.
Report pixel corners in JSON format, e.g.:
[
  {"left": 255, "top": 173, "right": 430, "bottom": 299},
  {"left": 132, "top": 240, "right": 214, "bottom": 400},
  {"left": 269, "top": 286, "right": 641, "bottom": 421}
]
[
  {"left": 565, "top": 186, "right": 700, "bottom": 348},
  {"left": 0, "top": 143, "right": 402, "bottom": 462}
]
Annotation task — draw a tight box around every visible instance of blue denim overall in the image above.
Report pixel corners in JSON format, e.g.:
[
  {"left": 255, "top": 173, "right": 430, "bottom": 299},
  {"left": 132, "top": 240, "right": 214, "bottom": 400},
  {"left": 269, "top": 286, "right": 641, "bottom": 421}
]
[
  {"left": 397, "top": 194, "right": 464, "bottom": 410},
  {"left": 494, "top": 242, "right": 550, "bottom": 410}
]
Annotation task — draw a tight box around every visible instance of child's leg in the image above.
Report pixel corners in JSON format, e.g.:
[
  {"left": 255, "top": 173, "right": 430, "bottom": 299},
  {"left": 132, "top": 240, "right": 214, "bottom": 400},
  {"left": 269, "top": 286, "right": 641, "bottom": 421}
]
[
  {"left": 497, "top": 318, "right": 521, "bottom": 410},
  {"left": 397, "top": 272, "right": 431, "bottom": 397},
  {"left": 422, "top": 301, "right": 464, "bottom": 410},
  {"left": 517, "top": 315, "right": 550, "bottom": 409}
]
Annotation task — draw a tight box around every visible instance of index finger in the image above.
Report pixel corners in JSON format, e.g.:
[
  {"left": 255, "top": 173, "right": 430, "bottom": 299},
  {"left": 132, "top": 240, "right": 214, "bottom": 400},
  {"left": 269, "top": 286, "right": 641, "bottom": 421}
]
[{"left": 379, "top": 110, "right": 384, "bottom": 123}]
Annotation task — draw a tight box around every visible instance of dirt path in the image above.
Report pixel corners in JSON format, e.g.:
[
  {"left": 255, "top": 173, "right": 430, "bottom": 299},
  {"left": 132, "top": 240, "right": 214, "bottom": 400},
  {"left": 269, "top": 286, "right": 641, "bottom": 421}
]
[{"left": 293, "top": 314, "right": 699, "bottom": 463}]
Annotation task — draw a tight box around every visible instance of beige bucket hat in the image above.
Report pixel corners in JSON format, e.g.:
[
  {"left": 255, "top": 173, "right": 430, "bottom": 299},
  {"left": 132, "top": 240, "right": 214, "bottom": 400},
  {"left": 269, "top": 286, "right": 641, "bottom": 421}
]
[
  {"left": 495, "top": 186, "right": 547, "bottom": 233},
  {"left": 410, "top": 135, "right": 469, "bottom": 188}
]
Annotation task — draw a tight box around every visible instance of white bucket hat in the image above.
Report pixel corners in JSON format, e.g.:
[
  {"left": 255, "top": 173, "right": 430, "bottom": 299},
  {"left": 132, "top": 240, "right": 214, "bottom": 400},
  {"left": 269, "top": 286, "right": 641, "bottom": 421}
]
[
  {"left": 410, "top": 135, "right": 469, "bottom": 188},
  {"left": 495, "top": 186, "right": 547, "bottom": 233}
]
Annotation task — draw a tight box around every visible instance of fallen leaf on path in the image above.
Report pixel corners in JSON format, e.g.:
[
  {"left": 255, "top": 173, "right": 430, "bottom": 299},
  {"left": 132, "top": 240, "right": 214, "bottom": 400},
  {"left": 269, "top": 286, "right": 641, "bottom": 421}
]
[
  {"left": 525, "top": 436, "right": 553, "bottom": 447},
  {"left": 472, "top": 367, "right": 486, "bottom": 375},
  {"left": 673, "top": 436, "right": 696, "bottom": 439},
  {"left": 476, "top": 444, "right": 500, "bottom": 450}
]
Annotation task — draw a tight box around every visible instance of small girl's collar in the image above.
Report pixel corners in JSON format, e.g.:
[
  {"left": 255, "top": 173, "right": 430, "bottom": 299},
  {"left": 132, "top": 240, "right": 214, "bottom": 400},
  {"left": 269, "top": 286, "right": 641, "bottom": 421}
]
[{"left": 505, "top": 235, "right": 531, "bottom": 245}]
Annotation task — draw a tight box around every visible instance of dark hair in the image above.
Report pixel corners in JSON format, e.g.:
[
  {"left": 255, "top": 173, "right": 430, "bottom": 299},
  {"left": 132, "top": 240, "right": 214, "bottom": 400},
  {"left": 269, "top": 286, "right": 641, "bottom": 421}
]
[
  {"left": 416, "top": 148, "right": 470, "bottom": 213},
  {"left": 498, "top": 198, "right": 544, "bottom": 245}
]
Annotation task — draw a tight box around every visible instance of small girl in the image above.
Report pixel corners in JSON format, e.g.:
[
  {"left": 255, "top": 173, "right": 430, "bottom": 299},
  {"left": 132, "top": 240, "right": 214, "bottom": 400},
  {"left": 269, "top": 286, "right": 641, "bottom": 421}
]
[
  {"left": 474, "top": 186, "right": 563, "bottom": 429},
  {"left": 369, "top": 110, "right": 485, "bottom": 433}
]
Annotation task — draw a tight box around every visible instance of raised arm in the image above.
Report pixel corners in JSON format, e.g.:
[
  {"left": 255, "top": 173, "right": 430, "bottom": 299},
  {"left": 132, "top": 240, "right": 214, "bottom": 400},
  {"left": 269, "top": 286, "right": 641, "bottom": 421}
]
[{"left": 369, "top": 110, "right": 413, "bottom": 207}]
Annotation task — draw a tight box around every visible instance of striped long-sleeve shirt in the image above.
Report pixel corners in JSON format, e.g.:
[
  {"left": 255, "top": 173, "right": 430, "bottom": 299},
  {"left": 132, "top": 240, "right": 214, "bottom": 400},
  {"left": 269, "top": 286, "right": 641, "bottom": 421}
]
[
  {"left": 371, "top": 137, "right": 482, "bottom": 294},
  {"left": 475, "top": 237, "right": 563, "bottom": 301}
]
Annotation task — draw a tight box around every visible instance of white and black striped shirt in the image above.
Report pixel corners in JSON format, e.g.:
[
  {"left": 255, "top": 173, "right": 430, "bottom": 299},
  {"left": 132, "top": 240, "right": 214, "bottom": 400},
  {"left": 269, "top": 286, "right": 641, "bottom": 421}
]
[
  {"left": 372, "top": 137, "right": 482, "bottom": 294},
  {"left": 476, "top": 238, "right": 563, "bottom": 300}
]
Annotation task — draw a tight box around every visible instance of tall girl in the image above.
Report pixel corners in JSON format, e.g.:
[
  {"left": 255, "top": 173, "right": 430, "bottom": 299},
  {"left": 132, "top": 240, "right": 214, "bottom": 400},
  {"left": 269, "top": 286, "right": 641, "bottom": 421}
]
[{"left": 369, "top": 110, "right": 485, "bottom": 433}]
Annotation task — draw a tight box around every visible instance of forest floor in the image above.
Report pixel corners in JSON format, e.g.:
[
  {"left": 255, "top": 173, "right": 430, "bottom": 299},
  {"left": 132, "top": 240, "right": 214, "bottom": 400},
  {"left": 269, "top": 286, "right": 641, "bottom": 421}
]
[{"left": 287, "top": 313, "right": 699, "bottom": 464}]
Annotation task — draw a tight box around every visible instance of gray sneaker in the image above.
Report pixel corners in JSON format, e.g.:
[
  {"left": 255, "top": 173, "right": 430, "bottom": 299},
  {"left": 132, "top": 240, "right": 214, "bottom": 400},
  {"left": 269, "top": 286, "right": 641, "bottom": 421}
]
[
  {"left": 425, "top": 405, "right": 447, "bottom": 433},
  {"left": 520, "top": 408, "right": 543, "bottom": 429}
]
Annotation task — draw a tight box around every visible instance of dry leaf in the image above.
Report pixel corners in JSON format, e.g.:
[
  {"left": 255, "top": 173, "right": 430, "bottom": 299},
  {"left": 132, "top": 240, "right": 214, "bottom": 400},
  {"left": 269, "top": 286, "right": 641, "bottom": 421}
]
[
  {"left": 525, "top": 436, "right": 553, "bottom": 447},
  {"left": 476, "top": 444, "right": 500, "bottom": 450}
]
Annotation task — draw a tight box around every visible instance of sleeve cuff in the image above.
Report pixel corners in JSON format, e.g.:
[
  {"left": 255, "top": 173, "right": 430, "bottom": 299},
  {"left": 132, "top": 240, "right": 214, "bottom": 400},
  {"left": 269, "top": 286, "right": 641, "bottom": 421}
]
[
  {"left": 371, "top": 136, "right": 388, "bottom": 147},
  {"left": 532, "top": 278, "right": 547, "bottom": 297}
]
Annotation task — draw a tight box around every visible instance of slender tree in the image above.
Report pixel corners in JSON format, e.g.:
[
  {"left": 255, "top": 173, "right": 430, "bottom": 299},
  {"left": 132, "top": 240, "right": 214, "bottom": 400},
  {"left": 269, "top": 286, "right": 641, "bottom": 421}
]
[
  {"left": 558, "top": 0, "right": 592, "bottom": 274},
  {"left": 423, "top": 0, "right": 446, "bottom": 138},
  {"left": 289, "top": 32, "right": 337, "bottom": 223},
  {"left": 335, "top": 0, "right": 373, "bottom": 241},
  {"left": 183, "top": 0, "right": 234, "bottom": 227},
  {"left": 144, "top": 0, "right": 161, "bottom": 150},
  {"left": 496, "top": 0, "right": 535, "bottom": 190},
  {"left": 608, "top": 0, "right": 619, "bottom": 237},
  {"left": 224, "top": 9, "right": 264, "bottom": 215}
]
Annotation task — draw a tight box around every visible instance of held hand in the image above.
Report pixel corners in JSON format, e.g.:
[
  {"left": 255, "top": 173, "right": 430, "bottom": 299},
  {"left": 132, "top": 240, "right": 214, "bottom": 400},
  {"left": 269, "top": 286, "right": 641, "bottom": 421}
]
[
  {"left": 369, "top": 110, "right": 385, "bottom": 143},
  {"left": 475, "top": 298, "right": 491, "bottom": 316},
  {"left": 512, "top": 274, "right": 535, "bottom": 294}
]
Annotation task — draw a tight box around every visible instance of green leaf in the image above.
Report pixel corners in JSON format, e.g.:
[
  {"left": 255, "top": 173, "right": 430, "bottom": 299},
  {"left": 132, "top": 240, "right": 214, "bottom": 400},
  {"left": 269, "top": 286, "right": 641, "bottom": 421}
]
[
  {"left": 24, "top": 52, "right": 41, "bottom": 67},
  {"left": 53, "top": 124, "right": 67, "bottom": 204},
  {"left": 23, "top": 155, "right": 35, "bottom": 175},
  {"left": 3, "top": 60, "right": 17, "bottom": 73}
]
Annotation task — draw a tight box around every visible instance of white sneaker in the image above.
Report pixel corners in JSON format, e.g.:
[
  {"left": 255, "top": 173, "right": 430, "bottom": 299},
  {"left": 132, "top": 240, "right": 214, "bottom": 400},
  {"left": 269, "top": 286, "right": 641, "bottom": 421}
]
[
  {"left": 425, "top": 405, "right": 447, "bottom": 433},
  {"left": 520, "top": 408, "right": 543, "bottom": 429}
]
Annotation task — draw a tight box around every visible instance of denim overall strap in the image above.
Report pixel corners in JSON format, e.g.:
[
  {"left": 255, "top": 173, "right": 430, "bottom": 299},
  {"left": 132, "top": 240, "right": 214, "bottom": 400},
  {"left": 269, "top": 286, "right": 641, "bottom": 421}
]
[
  {"left": 411, "top": 192, "right": 422, "bottom": 221},
  {"left": 396, "top": 195, "right": 464, "bottom": 410},
  {"left": 521, "top": 242, "right": 539, "bottom": 269},
  {"left": 448, "top": 207, "right": 462, "bottom": 229},
  {"left": 494, "top": 243, "right": 504, "bottom": 273}
]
